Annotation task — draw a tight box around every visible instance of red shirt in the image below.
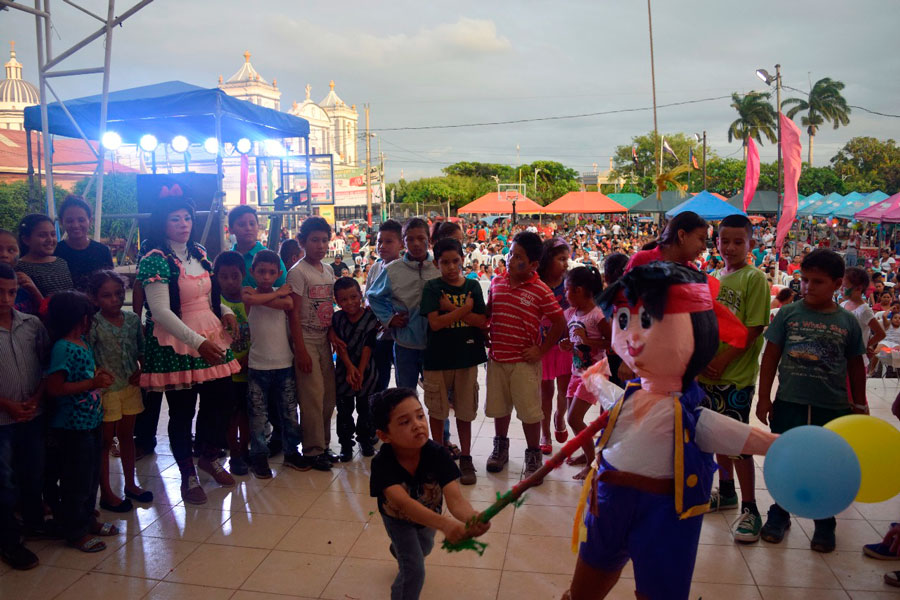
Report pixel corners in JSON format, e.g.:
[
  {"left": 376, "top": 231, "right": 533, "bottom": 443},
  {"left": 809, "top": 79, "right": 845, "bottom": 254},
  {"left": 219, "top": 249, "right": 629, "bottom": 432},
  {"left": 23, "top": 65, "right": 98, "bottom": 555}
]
[{"left": 487, "top": 272, "right": 564, "bottom": 363}]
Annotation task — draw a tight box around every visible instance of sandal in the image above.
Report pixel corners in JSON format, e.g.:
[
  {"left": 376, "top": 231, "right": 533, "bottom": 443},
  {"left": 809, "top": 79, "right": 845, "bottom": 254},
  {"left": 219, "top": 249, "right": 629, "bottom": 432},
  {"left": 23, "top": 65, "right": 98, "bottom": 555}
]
[
  {"left": 553, "top": 411, "right": 569, "bottom": 443},
  {"left": 68, "top": 535, "right": 106, "bottom": 553},
  {"left": 99, "top": 499, "right": 133, "bottom": 513},
  {"left": 444, "top": 443, "right": 461, "bottom": 460},
  {"left": 124, "top": 488, "right": 154, "bottom": 503},
  {"left": 90, "top": 522, "right": 120, "bottom": 537},
  {"left": 886, "top": 571, "right": 900, "bottom": 588},
  {"left": 539, "top": 443, "right": 552, "bottom": 455}
]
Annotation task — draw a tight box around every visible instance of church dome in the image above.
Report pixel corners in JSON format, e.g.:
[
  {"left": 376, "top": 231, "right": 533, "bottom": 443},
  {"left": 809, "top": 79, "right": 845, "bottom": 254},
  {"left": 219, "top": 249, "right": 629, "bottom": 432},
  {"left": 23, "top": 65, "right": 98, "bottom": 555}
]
[{"left": 0, "top": 42, "right": 39, "bottom": 107}]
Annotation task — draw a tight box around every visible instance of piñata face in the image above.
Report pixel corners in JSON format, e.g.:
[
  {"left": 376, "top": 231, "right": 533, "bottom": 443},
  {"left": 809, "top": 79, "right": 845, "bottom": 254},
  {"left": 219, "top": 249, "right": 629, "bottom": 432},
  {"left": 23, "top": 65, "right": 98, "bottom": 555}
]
[{"left": 610, "top": 301, "right": 694, "bottom": 381}]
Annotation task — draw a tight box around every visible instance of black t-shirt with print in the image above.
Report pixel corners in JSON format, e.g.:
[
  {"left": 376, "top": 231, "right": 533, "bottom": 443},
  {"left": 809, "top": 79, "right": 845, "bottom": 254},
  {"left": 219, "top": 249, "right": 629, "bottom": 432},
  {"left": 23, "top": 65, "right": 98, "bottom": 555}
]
[{"left": 370, "top": 440, "right": 460, "bottom": 526}]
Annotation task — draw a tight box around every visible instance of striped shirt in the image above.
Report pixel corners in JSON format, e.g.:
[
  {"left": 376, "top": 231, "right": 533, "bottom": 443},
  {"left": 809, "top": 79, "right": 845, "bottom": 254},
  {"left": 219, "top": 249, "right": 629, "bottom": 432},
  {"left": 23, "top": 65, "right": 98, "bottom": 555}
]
[
  {"left": 487, "top": 272, "right": 563, "bottom": 363},
  {"left": 0, "top": 310, "right": 50, "bottom": 425}
]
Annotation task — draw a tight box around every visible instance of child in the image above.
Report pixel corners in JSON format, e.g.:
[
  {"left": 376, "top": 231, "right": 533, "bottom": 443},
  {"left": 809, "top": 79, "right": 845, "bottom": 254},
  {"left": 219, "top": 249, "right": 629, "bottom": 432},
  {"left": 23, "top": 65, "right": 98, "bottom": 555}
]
[
  {"left": 0, "top": 263, "right": 49, "bottom": 570},
  {"left": 244, "top": 249, "right": 306, "bottom": 477},
  {"left": 14, "top": 213, "right": 73, "bottom": 300},
  {"left": 757, "top": 249, "right": 868, "bottom": 553},
  {"left": 332, "top": 277, "right": 379, "bottom": 461},
  {"left": 558, "top": 267, "right": 610, "bottom": 480},
  {"left": 697, "top": 214, "right": 771, "bottom": 542},
  {"left": 788, "top": 270, "right": 802, "bottom": 298},
  {"left": 369, "top": 387, "right": 489, "bottom": 600},
  {"left": 421, "top": 238, "right": 487, "bottom": 485},
  {"left": 229, "top": 205, "right": 288, "bottom": 288},
  {"left": 874, "top": 290, "right": 894, "bottom": 313},
  {"left": 841, "top": 267, "right": 886, "bottom": 374},
  {"left": 368, "top": 220, "right": 403, "bottom": 398},
  {"left": 278, "top": 238, "right": 302, "bottom": 270},
  {"left": 538, "top": 238, "right": 572, "bottom": 455},
  {"left": 0, "top": 229, "right": 42, "bottom": 315},
  {"left": 288, "top": 217, "right": 337, "bottom": 471},
  {"left": 771, "top": 287, "right": 795, "bottom": 310},
  {"left": 485, "top": 231, "right": 566, "bottom": 481},
  {"left": 88, "top": 271, "right": 150, "bottom": 512},
  {"left": 54, "top": 196, "right": 113, "bottom": 292},
  {"left": 367, "top": 218, "right": 440, "bottom": 391},
  {"left": 45, "top": 290, "right": 116, "bottom": 553},
  {"left": 213, "top": 251, "right": 252, "bottom": 475}
]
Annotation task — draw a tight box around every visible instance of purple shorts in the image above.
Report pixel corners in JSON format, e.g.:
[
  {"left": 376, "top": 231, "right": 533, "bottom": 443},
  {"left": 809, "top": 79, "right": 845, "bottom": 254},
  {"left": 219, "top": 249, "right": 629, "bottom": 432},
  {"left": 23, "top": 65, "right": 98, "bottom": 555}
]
[{"left": 579, "top": 460, "right": 703, "bottom": 600}]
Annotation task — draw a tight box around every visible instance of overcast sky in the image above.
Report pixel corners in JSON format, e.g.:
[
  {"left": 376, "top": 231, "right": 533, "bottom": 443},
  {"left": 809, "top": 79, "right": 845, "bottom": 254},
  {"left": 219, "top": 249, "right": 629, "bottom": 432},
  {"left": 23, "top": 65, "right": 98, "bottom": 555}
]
[{"left": 4, "top": 0, "right": 899, "bottom": 181}]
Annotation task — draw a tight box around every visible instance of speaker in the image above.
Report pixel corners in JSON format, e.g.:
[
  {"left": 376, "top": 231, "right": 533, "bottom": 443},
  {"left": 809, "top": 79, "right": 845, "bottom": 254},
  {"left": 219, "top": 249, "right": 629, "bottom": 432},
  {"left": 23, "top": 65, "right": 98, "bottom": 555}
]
[{"left": 136, "top": 173, "right": 222, "bottom": 259}]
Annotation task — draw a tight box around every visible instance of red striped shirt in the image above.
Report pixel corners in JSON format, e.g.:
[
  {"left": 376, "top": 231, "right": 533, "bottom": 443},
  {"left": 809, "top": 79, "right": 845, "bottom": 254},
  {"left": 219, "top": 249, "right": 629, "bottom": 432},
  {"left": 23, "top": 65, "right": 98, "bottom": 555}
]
[{"left": 488, "top": 272, "right": 564, "bottom": 363}]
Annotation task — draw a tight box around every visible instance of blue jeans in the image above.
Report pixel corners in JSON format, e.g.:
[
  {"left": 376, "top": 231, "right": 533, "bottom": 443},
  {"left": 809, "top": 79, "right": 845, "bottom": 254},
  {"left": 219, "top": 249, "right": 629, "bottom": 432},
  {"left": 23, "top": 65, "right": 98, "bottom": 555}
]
[
  {"left": 374, "top": 337, "right": 395, "bottom": 392},
  {"left": 0, "top": 416, "right": 45, "bottom": 547},
  {"left": 248, "top": 367, "right": 301, "bottom": 458},
  {"left": 393, "top": 345, "right": 424, "bottom": 389},
  {"left": 381, "top": 513, "right": 436, "bottom": 600}
]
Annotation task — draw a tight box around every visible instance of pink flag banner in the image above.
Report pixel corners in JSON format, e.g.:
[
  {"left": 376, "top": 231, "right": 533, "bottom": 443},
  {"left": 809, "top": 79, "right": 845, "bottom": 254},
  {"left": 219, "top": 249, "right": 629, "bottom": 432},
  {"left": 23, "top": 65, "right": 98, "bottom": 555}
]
[
  {"left": 743, "top": 137, "right": 760, "bottom": 212},
  {"left": 776, "top": 113, "right": 803, "bottom": 253}
]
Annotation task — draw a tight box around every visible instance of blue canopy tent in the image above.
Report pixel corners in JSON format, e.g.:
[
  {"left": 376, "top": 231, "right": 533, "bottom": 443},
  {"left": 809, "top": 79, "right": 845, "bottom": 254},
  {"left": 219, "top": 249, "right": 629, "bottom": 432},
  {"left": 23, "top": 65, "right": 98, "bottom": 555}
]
[
  {"left": 23, "top": 80, "right": 311, "bottom": 237},
  {"left": 665, "top": 190, "right": 745, "bottom": 220},
  {"left": 799, "top": 193, "right": 841, "bottom": 217},
  {"left": 835, "top": 191, "right": 886, "bottom": 220},
  {"left": 797, "top": 193, "right": 823, "bottom": 213},
  {"left": 813, "top": 192, "right": 854, "bottom": 218}
]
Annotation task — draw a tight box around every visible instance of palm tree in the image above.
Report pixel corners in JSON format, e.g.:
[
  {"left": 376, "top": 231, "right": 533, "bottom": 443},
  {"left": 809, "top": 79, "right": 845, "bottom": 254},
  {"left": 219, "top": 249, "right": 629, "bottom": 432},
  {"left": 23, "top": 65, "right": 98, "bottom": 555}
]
[
  {"left": 783, "top": 77, "right": 850, "bottom": 166},
  {"left": 727, "top": 92, "right": 778, "bottom": 161}
]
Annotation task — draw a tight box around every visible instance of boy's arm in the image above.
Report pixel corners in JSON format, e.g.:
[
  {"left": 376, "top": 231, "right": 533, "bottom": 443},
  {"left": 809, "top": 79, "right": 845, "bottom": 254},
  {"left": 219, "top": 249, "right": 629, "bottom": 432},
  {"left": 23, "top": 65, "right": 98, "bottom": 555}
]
[
  {"left": 382, "top": 485, "right": 465, "bottom": 538},
  {"left": 756, "top": 341, "right": 782, "bottom": 426},
  {"left": 357, "top": 345, "right": 373, "bottom": 374},
  {"left": 703, "top": 325, "right": 765, "bottom": 380},
  {"left": 288, "top": 292, "right": 311, "bottom": 373},
  {"left": 443, "top": 480, "right": 479, "bottom": 523},
  {"left": 427, "top": 300, "right": 473, "bottom": 331},
  {"left": 848, "top": 355, "right": 868, "bottom": 412},
  {"left": 365, "top": 268, "right": 398, "bottom": 327}
]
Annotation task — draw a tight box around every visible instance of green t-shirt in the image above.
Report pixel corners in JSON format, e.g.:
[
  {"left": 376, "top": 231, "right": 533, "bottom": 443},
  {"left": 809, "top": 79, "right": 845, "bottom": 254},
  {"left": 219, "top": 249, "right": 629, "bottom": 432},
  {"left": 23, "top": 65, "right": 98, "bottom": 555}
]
[
  {"left": 221, "top": 295, "right": 250, "bottom": 382},
  {"left": 764, "top": 300, "right": 865, "bottom": 409},
  {"left": 420, "top": 277, "right": 487, "bottom": 371},
  {"left": 699, "top": 265, "right": 770, "bottom": 388}
]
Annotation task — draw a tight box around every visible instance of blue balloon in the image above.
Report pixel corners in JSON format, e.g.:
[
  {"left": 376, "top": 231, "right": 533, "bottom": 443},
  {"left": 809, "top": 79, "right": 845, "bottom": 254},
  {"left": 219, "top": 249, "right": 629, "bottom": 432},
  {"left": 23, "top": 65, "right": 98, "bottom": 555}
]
[{"left": 763, "top": 425, "right": 861, "bottom": 520}]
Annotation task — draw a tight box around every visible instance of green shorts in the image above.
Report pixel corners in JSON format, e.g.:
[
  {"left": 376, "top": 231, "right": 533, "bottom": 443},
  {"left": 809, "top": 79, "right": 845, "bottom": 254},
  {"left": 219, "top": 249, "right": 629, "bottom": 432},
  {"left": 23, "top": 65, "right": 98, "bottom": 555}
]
[{"left": 769, "top": 399, "right": 852, "bottom": 435}]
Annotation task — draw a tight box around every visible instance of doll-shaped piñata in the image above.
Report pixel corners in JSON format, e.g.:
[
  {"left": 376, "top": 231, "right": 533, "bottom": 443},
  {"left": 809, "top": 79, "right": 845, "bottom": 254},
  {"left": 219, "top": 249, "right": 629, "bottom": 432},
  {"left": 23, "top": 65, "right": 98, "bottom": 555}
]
[{"left": 564, "top": 262, "right": 777, "bottom": 600}]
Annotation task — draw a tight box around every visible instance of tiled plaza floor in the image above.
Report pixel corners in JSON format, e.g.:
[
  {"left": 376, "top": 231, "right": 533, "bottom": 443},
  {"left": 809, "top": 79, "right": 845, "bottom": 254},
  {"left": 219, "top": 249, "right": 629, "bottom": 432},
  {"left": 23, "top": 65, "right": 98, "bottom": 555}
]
[{"left": 2, "top": 377, "right": 899, "bottom": 599}]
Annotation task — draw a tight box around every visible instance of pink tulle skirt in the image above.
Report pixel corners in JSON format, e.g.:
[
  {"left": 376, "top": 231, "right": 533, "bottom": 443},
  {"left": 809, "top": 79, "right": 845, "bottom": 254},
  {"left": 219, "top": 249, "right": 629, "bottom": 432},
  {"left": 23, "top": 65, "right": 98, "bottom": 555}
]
[{"left": 542, "top": 344, "right": 572, "bottom": 381}]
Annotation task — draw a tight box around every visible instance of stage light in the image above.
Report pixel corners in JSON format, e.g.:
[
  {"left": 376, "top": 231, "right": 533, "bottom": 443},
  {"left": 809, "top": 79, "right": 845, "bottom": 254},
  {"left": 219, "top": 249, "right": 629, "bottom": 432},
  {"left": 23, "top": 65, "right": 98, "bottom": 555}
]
[
  {"left": 171, "top": 135, "right": 190, "bottom": 153},
  {"left": 101, "top": 131, "right": 122, "bottom": 150},
  {"left": 236, "top": 138, "right": 252, "bottom": 154},
  {"left": 139, "top": 134, "right": 158, "bottom": 152},
  {"left": 264, "top": 139, "right": 286, "bottom": 156},
  {"left": 203, "top": 137, "right": 218, "bottom": 154}
]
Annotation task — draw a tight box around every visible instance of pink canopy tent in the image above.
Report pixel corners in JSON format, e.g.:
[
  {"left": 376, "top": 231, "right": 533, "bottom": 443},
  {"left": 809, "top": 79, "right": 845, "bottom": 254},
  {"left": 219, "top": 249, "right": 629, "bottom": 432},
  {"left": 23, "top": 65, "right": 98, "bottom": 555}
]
[
  {"left": 457, "top": 191, "right": 544, "bottom": 214},
  {"left": 541, "top": 191, "right": 627, "bottom": 214},
  {"left": 854, "top": 193, "right": 900, "bottom": 223}
]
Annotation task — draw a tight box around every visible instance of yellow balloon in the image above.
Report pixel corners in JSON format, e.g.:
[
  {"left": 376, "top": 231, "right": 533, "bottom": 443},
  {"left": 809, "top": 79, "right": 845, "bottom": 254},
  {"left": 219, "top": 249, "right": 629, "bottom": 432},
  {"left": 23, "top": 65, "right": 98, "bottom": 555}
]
[{"left": 824, "top": 415, "right": 900, "bottom": 503}]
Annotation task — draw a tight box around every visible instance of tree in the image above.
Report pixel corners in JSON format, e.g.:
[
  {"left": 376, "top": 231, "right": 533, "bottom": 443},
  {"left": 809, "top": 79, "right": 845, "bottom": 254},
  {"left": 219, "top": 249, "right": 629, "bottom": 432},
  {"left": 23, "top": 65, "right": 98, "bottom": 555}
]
[
  {"left": 798, "top": 166, "right": 845, "bottom": 196},
  {"left": 830, "top": 137, "right": 900, "bottom": 194},
  {"left": 783, "top": 77, "right": 851, "bottom": 166},
  {"left": 609, "top": 132, "right": 712, "bottom": 196},
  {"left": 727, "top": 92, "right": 777, "bottom": 160},
  {"left": 0, "top": 180, "right": 68, "bottom": 232},
  {"left": 73, "top": 173, "right": 137, "bottom": 240},
  {"left": 442, "top": 162, "right": 515, "bottom": 181}
]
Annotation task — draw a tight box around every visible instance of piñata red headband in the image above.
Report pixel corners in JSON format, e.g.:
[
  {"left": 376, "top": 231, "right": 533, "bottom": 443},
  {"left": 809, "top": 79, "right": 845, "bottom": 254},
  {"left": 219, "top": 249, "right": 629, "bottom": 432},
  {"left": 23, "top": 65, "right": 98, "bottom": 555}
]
[{"left": 612, "top": 282, "right": 712, "bottom": 315}]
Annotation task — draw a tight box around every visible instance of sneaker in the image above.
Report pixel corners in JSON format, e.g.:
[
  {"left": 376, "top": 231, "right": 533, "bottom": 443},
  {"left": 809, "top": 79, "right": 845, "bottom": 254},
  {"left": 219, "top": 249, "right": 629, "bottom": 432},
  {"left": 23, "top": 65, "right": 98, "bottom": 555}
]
[
  {"left": 732, "top": 508, "right": 762, "bottom": 543},
  {"left": 324, "top": 448, "right": 340, "bottom": 463},
  {"left": 864, "top": 541, "right": 900, "bottom": 560},
  {"left": 267, "top": 438, "right": 283, "bottom": 458},
  {"left": 708, "top": 488, "right": 739, "bottom": 512},
  {"left": 760, "top": 505, "right": 791, "bottom": 544},
  {"left": 339, "top": 445, "right": 354, "bottom": 462},
  {"left": 0, "top": 543, "right": 39, "bottom": 570},
  {"left": 181, "top": 475, "right": 207, "bottom": 505},
  {"left": 811, "top": 518, "right": 836, "bottom": 553},
  {"left": 486, "top": 436, "right": 509, "bottom": 473},
  {"left": 198, "top": 456, "right": 235, "bottom": 487},
  {"left": 229, "top": 453, "right": 249, "bottom": 476},
  {"left": 459, "top": 455, "right": 477, "bottom": 485},
  {"left": 309, "top": 454, "right": 333, "bottom": 471},
  {"left": 283, "top": 452, "right": 311, "bottom": 472},
  {"left": 251, "top": 455, "right": 273, "bottom": 479},
  {"left": 361, "top": 443, "right": 376, "bottom": 457},
  {"left": 522, "top": 448, "right": 544, "bottom": 484}
]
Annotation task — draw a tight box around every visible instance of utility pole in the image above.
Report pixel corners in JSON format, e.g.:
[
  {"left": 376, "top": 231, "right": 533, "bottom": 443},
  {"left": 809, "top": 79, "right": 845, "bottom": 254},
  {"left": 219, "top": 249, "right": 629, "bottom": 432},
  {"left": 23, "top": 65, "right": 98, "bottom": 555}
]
[
  {"left": 775, "top": 64, "right": 783, "bottom": 224},
  {"left": 365, "top": 104, "right": 372, "bottom": 227},
  {"left": 702, "top": 131, "right": 707, "bottom": 190},
  {"left": 379, "top": 139, "right": 385, "bottom": 224},
  {"left": 647, "top": 0, "right": 661, "bottom": 214}
]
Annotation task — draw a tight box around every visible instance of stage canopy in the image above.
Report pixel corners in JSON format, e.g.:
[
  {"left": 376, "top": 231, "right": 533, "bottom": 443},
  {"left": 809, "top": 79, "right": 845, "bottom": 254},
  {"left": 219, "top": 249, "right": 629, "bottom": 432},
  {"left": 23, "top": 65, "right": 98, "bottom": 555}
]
[
  {"left": 693, "top": 191, "right": 729, "bottom": 202},
  {"left": 607, "top": 192, "right": 643, "bottom": 209},
  {"left": 855, "top": 193, "right": 900, "bottom": 223},
  {"left": 542, "top": 191, "right": 626, "bottom": 214},
  {"left": 835, "top": 191, "right": 886, "bottom": 220},
  {"left": 23, "top": 80, "right": 310, "bottom": 143},
  {"left": 666, "top": 190, "right": 745, "bottom": 220},
  {"left": 629, "top": 191, "right": 691, "bottom": 213},
  {"left": 457, "top": 191, "right": 544, "bottom": 214},
  {"left": 727, "top": 190, "right": 780, "bottom": 214}
]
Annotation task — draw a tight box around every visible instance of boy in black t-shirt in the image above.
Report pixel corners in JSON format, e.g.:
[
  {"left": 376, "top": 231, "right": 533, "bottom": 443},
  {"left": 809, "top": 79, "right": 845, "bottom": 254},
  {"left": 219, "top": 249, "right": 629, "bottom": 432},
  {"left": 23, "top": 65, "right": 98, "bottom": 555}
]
[
  {"left": 369, "top": 388, "right": 489, "bottom": 600},
  {"left": 420, "top": 238, "right": 487, "bottom": 485}
]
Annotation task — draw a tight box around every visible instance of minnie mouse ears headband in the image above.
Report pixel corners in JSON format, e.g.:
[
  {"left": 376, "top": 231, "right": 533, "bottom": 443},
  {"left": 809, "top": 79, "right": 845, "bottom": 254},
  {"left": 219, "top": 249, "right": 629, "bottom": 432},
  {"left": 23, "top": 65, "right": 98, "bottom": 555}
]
[{"left": 159, "top": 184, "right": 183, "bottom": 198}]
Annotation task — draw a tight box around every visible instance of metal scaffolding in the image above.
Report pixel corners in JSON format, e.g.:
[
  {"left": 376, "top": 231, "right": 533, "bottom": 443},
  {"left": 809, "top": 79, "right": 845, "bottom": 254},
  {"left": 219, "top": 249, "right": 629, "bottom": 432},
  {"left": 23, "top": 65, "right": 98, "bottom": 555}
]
[{"left": 0, "top": 0, "right": 154, "bottom": 238}]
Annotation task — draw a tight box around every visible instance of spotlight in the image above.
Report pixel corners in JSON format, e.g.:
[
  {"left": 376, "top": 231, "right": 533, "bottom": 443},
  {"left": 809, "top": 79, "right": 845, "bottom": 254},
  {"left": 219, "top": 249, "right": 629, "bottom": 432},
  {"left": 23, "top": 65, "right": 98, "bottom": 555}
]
[
  {"left": 101, "top": 131, "right": 122, "bottom": 150},
  {"left": 203, "top": 137, "right": 218, "bottom": 154},
  {"left": 171, "top": 135, "right": 190, "bottom": 153},
  {"left": 264, "top": 139, "right": 286, "bottom": 156},
  {"left": 236, "top": 138, "right": 252, "bottom": 154},
  {"left": 139, "top": 134, "right": 158, "bottom": 152}
]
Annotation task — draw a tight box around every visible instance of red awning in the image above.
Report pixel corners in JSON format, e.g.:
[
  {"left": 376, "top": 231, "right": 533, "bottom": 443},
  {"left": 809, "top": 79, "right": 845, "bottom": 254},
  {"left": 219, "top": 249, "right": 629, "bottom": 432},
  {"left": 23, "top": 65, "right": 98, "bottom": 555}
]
[
  {"left": 542, "top": 191, "right": 626, "bottom": 214},
  {"left": 457, "top": 191, "right": 544, "bottom": 214}
]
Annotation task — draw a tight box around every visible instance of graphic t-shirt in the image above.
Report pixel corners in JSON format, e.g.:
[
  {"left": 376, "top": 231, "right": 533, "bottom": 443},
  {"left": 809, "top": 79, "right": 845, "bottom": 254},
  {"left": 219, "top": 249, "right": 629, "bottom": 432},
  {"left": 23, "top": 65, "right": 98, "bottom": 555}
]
[
  {"left": 420, "top": 277, "right": 487, "bottom": 371},
  {"left": 48, "top": 338, "right": 103, "bottom": 430},
  {"left": 565, "top": 306, "right": 606, "bottom": 373},
  {"left": 765, "top": 301, "right": 865, "bottom": 409},
  {"left": 370, "top": 440, "right": 461, "bottom": 526},
  {"left": 221, "top": 295, "right": 250, "bottom": 382},
  {"left": 699, "top": 265, "right": 770, "bottom": 388},
  {"left": 287, "top": 259, "right": 335, "bottom": 341}
]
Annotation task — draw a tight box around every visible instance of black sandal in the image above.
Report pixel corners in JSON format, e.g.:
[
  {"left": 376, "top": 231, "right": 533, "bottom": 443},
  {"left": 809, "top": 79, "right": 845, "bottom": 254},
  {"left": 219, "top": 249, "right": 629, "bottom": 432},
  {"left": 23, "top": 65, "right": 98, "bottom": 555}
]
[
  {"left": 124, "top": 489, "right": 154, "bottom": 503},
  {"left": 99, "top": 499, "right": 133, "bottom": 513}
]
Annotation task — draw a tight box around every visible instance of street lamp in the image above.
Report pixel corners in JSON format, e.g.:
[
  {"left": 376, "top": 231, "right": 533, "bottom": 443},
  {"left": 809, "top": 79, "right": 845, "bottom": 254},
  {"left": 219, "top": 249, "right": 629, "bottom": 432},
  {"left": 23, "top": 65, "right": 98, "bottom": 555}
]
[
  {"left": 694, "top": 131, "right": 707, "bottom": 190},
  {"left": 533, "top": 168, "right": 542, "bottom": 198},
  {"left": 756, "top": 64, "right": 782, "bottom": 222}
]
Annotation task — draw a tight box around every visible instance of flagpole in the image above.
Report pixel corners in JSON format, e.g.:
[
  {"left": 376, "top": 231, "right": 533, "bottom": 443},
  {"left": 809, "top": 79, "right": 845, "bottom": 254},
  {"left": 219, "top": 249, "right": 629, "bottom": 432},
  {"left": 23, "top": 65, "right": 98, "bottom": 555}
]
[{"left": 647, "top": 0, "right": 661, "bottom": 217}]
